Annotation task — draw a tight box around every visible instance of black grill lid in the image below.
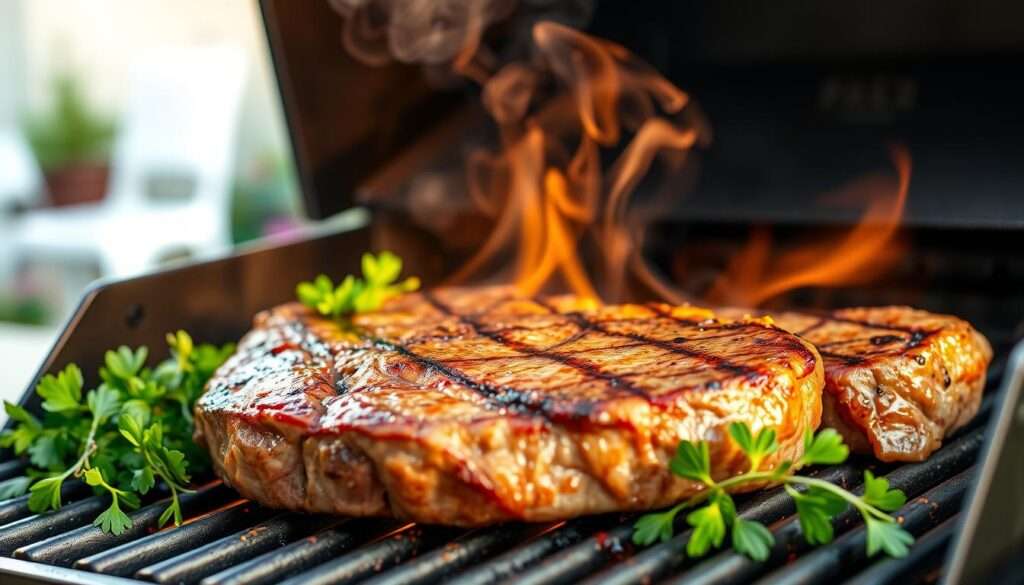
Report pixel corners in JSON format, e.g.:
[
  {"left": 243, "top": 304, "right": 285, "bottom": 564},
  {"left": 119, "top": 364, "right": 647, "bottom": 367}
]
[{"left": 260, "top": 1, "right": 1024, "bottom": 228}]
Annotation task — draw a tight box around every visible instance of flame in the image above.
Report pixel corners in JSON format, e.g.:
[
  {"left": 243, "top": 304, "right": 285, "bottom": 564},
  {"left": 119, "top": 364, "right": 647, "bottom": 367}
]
[
  {"left": 706, "top": 145, "right": 912, "bottom": 307},
  {"left": 449, "top": 21, "right": 707, "bottom": 300},
  {"left": 329, "top": 5, "right": 910, "bottom": 308}
]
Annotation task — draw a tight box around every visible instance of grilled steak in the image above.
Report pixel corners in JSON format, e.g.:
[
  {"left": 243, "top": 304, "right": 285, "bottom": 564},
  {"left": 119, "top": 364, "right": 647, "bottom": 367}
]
[
  {"left": 195, "top": 287, "right": 823, "bottom": 525},
  {"left": 770, "top": 307, "right": 992, "bottom": 462}
]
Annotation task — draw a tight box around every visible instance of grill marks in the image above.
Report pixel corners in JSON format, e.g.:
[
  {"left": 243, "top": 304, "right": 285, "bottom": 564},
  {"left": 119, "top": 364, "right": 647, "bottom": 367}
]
[
  {"left": 792, "top": 312, "right": 938, "bottom": 366},
  {"left": 313, "top": 289, "right": 822, "bottom": 425},
  {"left": 387, "top": 291, "right": 783, "bottom": 417},
  {"left": 421, "top": 292, "right": 649, "bottom": 399}
]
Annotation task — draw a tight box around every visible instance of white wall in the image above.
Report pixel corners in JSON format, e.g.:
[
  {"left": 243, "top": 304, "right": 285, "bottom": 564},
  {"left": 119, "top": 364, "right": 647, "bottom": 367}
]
[
  {"left": 0, "top": 1, "right": 26, "bottom": 128},
  {"left": 19, "top": 0, "right": 291, "bottom": 170}
]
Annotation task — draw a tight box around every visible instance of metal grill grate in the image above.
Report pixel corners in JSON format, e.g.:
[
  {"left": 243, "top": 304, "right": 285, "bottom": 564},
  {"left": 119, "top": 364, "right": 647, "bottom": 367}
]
[{"left": 0, "top": 368, "right": 1002, "bottom": 585}]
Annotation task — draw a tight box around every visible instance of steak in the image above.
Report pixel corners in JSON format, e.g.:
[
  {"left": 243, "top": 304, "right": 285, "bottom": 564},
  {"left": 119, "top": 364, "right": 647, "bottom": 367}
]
[
  {"left": 770, "top": 307, "right": 992, "bottom": 462},
  {"left": 195, "top": 287, "right": 823, "bottom": 525}
]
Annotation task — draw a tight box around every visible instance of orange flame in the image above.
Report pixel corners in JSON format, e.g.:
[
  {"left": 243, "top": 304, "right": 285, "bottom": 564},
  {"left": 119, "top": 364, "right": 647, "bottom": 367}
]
[
  {"left": 450, "top": 21, "right": 707, "bottom": 300},
  {"left": 706, "top": 146, "right": 912, "bottom": 307}
]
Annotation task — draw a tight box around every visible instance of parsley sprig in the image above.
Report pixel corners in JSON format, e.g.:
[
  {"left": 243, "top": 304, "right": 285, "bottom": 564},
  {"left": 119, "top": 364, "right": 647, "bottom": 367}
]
[
  {"left": 633, "top": 423, "right": 914, "bottom": 560},
  {"left": 296, "top": 251, "right": 420, "bottom": 318},
  {"left": 0, "top": 332, "right": 233, "bottom": 534}
]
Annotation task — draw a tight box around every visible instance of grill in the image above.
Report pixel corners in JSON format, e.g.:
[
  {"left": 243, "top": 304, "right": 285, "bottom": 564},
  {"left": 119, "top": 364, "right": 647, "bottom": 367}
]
[
  {"left": 3, "top": 1, "right": 1024, "bottom": 583},
  {"left": 0, "top": 228, "right": 1018, "bottom": 585}
]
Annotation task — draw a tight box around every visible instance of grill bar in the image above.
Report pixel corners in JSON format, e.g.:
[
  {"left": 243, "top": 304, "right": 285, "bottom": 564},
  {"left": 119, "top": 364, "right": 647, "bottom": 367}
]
[
  {"left": 755, "top": 469, "right": 972, "bottom": 585},
  {"left": 200, "top": 519, "right": 405, "bottom": 585},
  {"left": 0, "top": 481, "right": 90, "bottom": 527},
  {"left": 135, "top": 513, "right": 341, "bottom": 584},
  {"left": 74, "top": 500, "right": 273, "bottom": 576},
  {"left": 278, "top": 525, "right": 464, "bottom": 585},
  {"left": 360, "top": 524, "right": 545, "bottom": 585},
  {"left": 14, "top": 483, "right": 237, "bottom": 566},
  {"left": 447, "top": 516, "right": 612, "bottom": 585},
  {"left": 0, "top": 496, "right": 115, "bottom": 556},
  {"left": 0, "top": 461, "right": 27, "bottom": 481}
]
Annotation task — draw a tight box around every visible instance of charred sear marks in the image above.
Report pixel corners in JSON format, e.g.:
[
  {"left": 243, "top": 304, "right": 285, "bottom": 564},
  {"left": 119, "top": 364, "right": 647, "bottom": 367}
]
[
  {"left": 346, "top": 290, "right": 817, "bottom": 421},
  {"left": 791, "top": 311, "right": 938, "bottom": 367}
]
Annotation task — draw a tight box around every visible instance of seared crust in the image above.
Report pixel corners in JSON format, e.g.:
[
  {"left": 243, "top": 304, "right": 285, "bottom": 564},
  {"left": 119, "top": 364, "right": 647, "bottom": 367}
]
[
  {"left": 771, "top": 307, "right": 991, "bottom": 462},
  {"left": 195, "top": 287, "right": 823, "bottom": 525}
]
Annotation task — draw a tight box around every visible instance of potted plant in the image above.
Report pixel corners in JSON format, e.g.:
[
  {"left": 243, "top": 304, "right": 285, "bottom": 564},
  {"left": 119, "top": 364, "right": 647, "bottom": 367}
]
[{"left": 22, "top": 73, "right": 115, "bottom": 207}]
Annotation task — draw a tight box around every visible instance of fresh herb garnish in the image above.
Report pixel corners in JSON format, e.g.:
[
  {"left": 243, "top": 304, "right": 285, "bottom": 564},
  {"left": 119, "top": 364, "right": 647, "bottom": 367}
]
[
  {"left": 296, "top": 251, "right": 420, "bottom": 318},
  {"left": 633, "top": 423, "right": 913, "bottom": 561},
  {"left": 0, "top": 332, "right": 233, "bottom": 534}
]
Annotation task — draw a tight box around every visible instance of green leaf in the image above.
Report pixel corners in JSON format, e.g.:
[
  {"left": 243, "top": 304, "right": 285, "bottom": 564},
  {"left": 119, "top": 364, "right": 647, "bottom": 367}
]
[
  {"left": 713, "top": 491, "right": 737, "bottom": 525},
  {"left": 131, "top": 468, "right": 155, "bottom": 494},
  {"left": 118, "top": 412, "right": 144, "bottom": 447},
  {"left": 0, "top": 476, "right": 33, "bottom": 500},
  {"left": 4, "top": 402, "right": 42, "bottom": 431},
  {"left": 333, "top": 275, "right": 359, "bottom": 315},
  {"left": 119, "top": 490, "right": 141, "bottom": 510},
  {"left": 861, "top": 471, "right": 906, "bottom": 512},
  {"left": 28, "top": 476, "right": 64, "bottom": 513},
  {"left": 789, "top": 485, "right": 848, "bottom": 546},
  {"left": 103, "top": 346, "right": 146, "bottom": 382},
  {"left": 1, "top": 403, "right": 42, "bottom": 454},
  {"left": 87, "top": 386, "right": 121, "bottom": 423},
  {"left": 158, "top": 503, "right": 175, "bottom": 527},
  {"left": 732, "top": 518, "right": 775, "bottom": 562},
  {"left": 158, "top": 498, "right": 183, "bottom": 528},
  {"left": 363, "top": 251, "right": 403, "bottom": 286},
  {"left": 686, "top": 499, "right": 727, "bottom": 557},
  {"left": 297, "top": 253, "right": 418, "bottom": 318},
  {"left": 167, "top": 331, "right": 194, "bottom": 372},
  {"left": 83, "top": 467, "right": 104, "bottom": 487},
  {"left": 633, "top": 508, "right": 679, "bottom": 545},
  {"left": 159, "top": 447, "right": 190, "bottom": 485},
  {"left": 669, "top": 440, "right": 712, "bottom": 484},
  {"left": 36, "top": 365, "right": 84, "bottom": 412},
  {"left": 93, "top": 501, "right": 133, "bottom": 535},
  {"left": 296, "top": 281, "right": 321, "bottom": 307},
  {"left": 28, "top": 434, "right": 64, "bottom": 470},
  {"left": 727, "top": 422, "right": 754, "bottom": 456},
  {"left": 121, "top": 399, "right": 151, "bottom": 428},
  {"left": 865, "top": 518, "right": 914, "bottom": 558},
  {"left": 352, "top": 285, "right": 383, "bottom": 314},
  {"left": 728, "top": 422, "right": 778, "bottom": 470},
  {"left": 314, "top": 273, "right": 333, "bottom": 295},
  {"left": 800, "top": 429, "right": 849, "bottom": 466}
]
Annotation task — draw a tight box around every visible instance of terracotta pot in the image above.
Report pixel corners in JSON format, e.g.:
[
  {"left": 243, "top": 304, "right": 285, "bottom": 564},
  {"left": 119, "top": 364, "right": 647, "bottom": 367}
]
[{"left": 43, "top": 163, "right": 110, "bottom": 207}]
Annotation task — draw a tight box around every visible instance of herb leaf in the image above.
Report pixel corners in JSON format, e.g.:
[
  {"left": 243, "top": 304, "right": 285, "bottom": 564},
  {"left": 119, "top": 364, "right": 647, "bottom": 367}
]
[
  {"left": 728, "top": 422, "right": 778, "bottom": 471},
  {"left": 0, "top": 476, "right": 33, "bottom": 500},
  {"left": 799, "top": 428, "right": 849, "bottom": 466},
  {"left": 731, "top": 518, "right": 775, "bottom": 562},
  {"left": 861, "top": 471, "right": 906, "bottom": 512},
  {"left": 4, "top": 331, "right": 232, "bottom": 532},
  {"left": 297, "top": 251, "right": 420, "bottom": 319},
  {"left": 634, "top": 422, "right": 914, "bottom": 562},
  {"left": 686, "top": 495, "right": 727, "bottom": 557},
  {"left": 633, "top": 507, "right": 680, "bottom": 545},
  {"left": 28, "top": 476, "right": 64, "bottom": 513},
  {"left": 789, "top": 484, "right": 846, "bottom": 545},
  {"left": 669, "top": 440, "right": 712, "bottom": 484},
  {"left": 37, "top": 365, "right": 84, "bottom": 413},
  {"left": 865, "top": 517, "right": 914, "bottom": 557}
]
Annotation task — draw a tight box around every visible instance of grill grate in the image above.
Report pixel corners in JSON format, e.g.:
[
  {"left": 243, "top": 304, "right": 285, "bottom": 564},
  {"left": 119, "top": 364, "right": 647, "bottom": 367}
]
[{"left": 0, "top": 370, "right": 1002, "bottom": 585}]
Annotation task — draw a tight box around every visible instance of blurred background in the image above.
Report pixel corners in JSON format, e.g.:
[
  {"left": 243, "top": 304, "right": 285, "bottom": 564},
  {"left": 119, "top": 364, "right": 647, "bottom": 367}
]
[{"left": 0, "top": 0, "right": 302, "bottom": 395}]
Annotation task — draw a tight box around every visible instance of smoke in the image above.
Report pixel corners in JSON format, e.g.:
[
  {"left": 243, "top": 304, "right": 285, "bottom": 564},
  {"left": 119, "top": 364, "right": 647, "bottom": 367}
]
[{"left": 328, "top": 0, "right": 592, "bottom": 68}]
